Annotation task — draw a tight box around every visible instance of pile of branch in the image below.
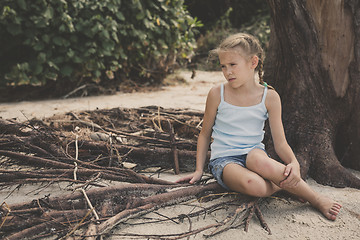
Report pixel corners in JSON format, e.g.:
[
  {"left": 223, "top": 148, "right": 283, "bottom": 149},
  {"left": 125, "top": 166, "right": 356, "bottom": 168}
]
[{"left": 0, "top": 106, "right": 272, "bottom": 239}]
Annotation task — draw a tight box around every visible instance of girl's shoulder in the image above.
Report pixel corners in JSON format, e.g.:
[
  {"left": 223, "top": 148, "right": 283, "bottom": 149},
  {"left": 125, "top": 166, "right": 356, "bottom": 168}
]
[
  {"left": 208, "top": 83, "right": 222, "bottom": 99},
  {"left": 206, "top": 84, "right": 222, "bottom": 107},
  {"left": 265, "top": 88, "right": 281, "bottom": 109},
  {"left": 266, "top": 88, "right": 280, "bottom": 99}
]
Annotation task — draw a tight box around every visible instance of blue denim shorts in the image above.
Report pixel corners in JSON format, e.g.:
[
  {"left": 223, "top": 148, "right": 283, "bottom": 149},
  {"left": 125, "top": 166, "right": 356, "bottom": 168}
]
[{"left": 208, "top": 154, "right": 247, "bottom": 190}]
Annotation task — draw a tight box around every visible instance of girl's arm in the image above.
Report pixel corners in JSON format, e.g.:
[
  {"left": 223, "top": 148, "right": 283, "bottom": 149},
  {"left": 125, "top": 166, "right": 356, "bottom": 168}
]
[
  {"left": 176, "top": 86, "right": 220, "bottom": 183},
  {"left": 266, "top": 89, "right": 301, "bottom": 188}
]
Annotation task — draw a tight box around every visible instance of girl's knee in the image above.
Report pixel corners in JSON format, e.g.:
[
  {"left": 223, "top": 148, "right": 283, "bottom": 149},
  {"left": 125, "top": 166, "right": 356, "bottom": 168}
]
[
  {"left": 246, "top": 149, "right": 278, "bottom": 178},
  {"left": 247, "top": 149, "right": 273, "bottom": 172},
  {"left": 244, "top": 178, "right": 273, "bottom": 197},
  {"left": 227, "top": 176, "right": 273, "bottom": 197}
]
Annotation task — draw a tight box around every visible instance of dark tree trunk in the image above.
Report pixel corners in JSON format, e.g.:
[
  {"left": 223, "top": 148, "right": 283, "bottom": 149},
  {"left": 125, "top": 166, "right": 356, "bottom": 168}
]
[{"left": 264, "top": 0, "right": 360, "bottom": 188}]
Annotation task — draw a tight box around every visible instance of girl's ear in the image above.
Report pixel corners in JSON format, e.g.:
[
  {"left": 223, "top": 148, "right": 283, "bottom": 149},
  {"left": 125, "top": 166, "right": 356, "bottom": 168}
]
[{"left": 250, "top": 55, "right": 259, "bottom": 69}]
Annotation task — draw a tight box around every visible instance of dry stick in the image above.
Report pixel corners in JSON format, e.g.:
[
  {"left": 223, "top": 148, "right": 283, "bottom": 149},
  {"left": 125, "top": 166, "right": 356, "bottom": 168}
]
[
  {"left": 62, "top": 84, "right": 87, "bottom": 99},
  {"left": 80, "top": 141, "right": 192, "bottom": 185},
  {"left": 79, "top": 189, "right": 100, "bottom": 221},
  {"left": 73, "top": 162, "right": 78, "bottom": 181},
  {"left": 1, "top": 145, "right": 175, "bottom": 185},
  {"left": 168, "top": 223, "right": 221, "bottom": 240},
  {"left": 73, "top": 145, "right": 100, "bottom": 223},
  {"left": 64, "top": 153, "right": 101, "bottom": 240},
  {"left": 75, "top": 134, "right": 79, "bottom": 161},
  {"left": 157, "top": 106, "right": 163, "bottom": 131},
  {"left": 0, "top": 178, "right": 91, "bottom": 187},
  {"left": 137, "top": 106, "right": 203, "bottom": 122},
  {"left": 0, "top": 202, "right": 11, "bottom": 230},
  {"left": 184, "top": 214, "right": 192, "bottom": 240},
  {"left": 69, "top": 112, "right": 104, "bottom": 131},
  {"left": 108, "top": 134, "right": 114, "bottom": 167},
  {"left": 83, "top": 221, "right": 99, "bottom": 240},
  {"left": 0, "top": 169, "right": 125, "bottom": 184},
  {"left": 196, "top": 119, "right": 203, "bottom": 130},
  {"left": 0, "top": 150, "right": 74, "bottom": 169},
  {"left": 168, "top": 120, "right": 180, "bottom": 174},
  {"left": 72, "top": 172, "right": 102, "bottom": 191},
  {"left": 0, "top": 168, "right": 150, "bottom": 187},
  {"left": 9, "top": 183, "right": 176, "bottom": 211},
  {"left": 96, "top": 203, "right": 156, "bottom": 237},
  {"left": 107, "top": 223, "right": 221, "bottom": 240},
  {"left": 3, "top": 135, "right": 53, "bottom": 157},
  {"left": 68, "top": 111, "right": 170, "bottom": 145},
  {"left": 4, "top": 210, "right": 89, "bottom": 233},
  {"left": 204, "top": 199, "right": 258, "bottom": 238},
  {"left": 82, "top": 140, "right": 199, "bottom": 170},
  {"left": 244, "top": 204, "right": 256, "bottom": 232},
  {"left": 96, "top": 182, "right": 222, "bottom": 236},
  {"left": 255, "top": 203, "right": 271, "bottom": 235},
  {"left": 61, "top": 209, "right": 94, "bottom": 240},
  {"left": 5, "top": 216, "right": 68, "bottom": 240}
]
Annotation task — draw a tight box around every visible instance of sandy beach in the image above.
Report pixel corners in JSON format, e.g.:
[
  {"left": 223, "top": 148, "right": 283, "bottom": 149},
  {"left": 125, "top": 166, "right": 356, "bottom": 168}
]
[{"left": 1, "top": 70, "right": 359, "bottom": 240}]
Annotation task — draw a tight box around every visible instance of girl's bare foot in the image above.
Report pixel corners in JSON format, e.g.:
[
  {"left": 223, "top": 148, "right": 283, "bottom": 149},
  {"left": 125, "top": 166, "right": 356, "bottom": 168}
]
[{"left": 312, "top": 195, "right": 342, "bottom": 221}]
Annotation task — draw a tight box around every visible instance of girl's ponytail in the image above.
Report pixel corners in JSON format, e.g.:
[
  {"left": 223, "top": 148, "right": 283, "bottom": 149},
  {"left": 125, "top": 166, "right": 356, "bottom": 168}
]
[{"left": 258, "top": 58, "right": 274, "bottom": 90}]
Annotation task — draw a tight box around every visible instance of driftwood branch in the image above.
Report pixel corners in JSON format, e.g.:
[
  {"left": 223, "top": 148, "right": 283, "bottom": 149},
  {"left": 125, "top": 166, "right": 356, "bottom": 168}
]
[{"left": 0, "top": 106, "right": 271, "bottom": 239}]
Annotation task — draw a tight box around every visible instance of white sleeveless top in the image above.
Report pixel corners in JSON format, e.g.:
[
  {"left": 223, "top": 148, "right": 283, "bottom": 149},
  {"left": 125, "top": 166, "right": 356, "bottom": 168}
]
[{"left": 210, "top": 84, "right": 268, "bottom": 160}]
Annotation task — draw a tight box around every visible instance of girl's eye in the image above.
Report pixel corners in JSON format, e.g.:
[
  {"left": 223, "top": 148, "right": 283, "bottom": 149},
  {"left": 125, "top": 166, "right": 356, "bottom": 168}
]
[{"left": 220, "top": 65, "right": 225, "bottom": 68}]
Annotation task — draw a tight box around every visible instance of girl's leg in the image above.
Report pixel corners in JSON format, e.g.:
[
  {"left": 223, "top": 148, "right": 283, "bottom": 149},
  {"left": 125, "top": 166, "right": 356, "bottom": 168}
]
[
  {"left": 246, "top": 149, "right": 342, "bottom": 220},
  {"left": 222, "top": 163, "right": 281, "bottom": 197}
]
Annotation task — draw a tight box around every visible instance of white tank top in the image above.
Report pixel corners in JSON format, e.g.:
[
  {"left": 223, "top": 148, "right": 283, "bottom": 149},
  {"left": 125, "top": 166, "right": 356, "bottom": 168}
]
[{"left": 210, "top": 84, "right": 268, "bottom": 160}]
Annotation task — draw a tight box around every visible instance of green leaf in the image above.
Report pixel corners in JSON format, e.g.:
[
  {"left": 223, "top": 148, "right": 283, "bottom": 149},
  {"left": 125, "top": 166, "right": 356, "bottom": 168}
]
[
  {"left": 38, "top": 53, "right": 46, "bottom": 63},
  {"left": 7, "top": 23, "right": 22, "bottom": 35},
  {"left": 67, "top": 49, "right": 75, "bottom": 58},
  {"left": 136, "top": 12, "right": 145, "bottom": 20},
  {"left": 94, "top": 70, "right": 101, "bottom": 77},
  {"left": 73, "top": 56, "right": 82, "bottom": 64},
  {"left": 48, "top": 61, "right": 59, "bottom": 71},
  {"left": 52, "top": 36, "right": 63, "bottom": 46},
  {"left": 112, "top": 32, "right": 119, "bottom": 43},
  {"left": 45, "top": 72, "right": 57, "bottom": 80},
  {"left": 16, "top": 0, "right": 27, "bottom": 10},
  {"left": 44, "top": 7, "right": 54, "bottom": 19},
  {"left": 116, "top": 12, "right": 125, "bottom": 21},
  {"left": 60, "top": 65, "right": 73, "bottom": 76},
  {"left": 42, "top": 34, "right": 50, "bottom": 43},
  {"left": 101, "top": 30, "right": 110, "bottom": 39},
  {"left": 33, "top": 64, "right": 43, "bottom": 75},
  {"left": 33, "top": 42, "right": 44, "bottom": 51}
]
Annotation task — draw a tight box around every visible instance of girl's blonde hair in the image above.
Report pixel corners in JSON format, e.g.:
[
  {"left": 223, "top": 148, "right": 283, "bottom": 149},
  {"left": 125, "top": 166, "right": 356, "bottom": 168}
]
[{"left": 209, "top": 33, "right": 272, "bottom": 89}]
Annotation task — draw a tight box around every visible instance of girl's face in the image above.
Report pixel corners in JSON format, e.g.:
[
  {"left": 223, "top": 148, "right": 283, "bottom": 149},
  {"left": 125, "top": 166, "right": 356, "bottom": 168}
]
[{"left": 218, "top": 48, "right": 257, "bottom": 88}]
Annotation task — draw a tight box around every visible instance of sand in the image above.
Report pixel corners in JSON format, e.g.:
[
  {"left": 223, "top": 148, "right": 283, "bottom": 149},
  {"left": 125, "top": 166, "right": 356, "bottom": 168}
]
[{"left": 1, "top": 70, "right": 359, "bottom": 240}]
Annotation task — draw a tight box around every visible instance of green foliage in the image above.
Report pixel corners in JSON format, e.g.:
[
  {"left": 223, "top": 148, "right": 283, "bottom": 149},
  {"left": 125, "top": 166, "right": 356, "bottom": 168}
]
[
  {"left": 191, "top": 3, "right": 270, "bottom": 71},
  {"left": 0, "top": 0, "right": 201, "bottom": 87},
  {"left": 194, "top": 8, "right": 237, "bottom": 70}
]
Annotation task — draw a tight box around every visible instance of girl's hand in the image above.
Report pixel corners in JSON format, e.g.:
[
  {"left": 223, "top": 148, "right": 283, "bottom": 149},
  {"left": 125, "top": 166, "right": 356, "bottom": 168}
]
[
  {"left": 175, "top": 170, "right": 203, "bottom": 184},
  {"left": 279, "top": 162, "right": 301, "bottom": 188}
]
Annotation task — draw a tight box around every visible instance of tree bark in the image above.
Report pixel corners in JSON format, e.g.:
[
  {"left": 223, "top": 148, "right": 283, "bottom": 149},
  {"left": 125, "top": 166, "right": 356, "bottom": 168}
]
[{"left": 265, "top": 0, "right": 360, "bottom": 188}]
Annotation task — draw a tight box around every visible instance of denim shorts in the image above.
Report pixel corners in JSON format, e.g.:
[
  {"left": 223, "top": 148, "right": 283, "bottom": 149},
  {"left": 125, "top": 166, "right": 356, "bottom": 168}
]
[{"left": 208, "top": 154, "right": 247, "bottom": 190}]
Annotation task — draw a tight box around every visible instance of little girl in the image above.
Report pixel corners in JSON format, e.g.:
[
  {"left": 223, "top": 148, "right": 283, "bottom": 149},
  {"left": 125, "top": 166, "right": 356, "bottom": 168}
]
[{"left": 177, "top": 33, "right": 341, "bottom": 220}]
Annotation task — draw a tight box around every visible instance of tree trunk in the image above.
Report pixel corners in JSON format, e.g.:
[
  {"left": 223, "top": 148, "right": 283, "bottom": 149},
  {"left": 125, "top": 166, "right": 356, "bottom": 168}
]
[{"left": 265, "top": 0, "right": 360, "bottom": 188}]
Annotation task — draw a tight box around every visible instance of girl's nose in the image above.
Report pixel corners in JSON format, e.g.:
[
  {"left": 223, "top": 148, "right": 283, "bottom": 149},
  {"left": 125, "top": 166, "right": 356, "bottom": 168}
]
[{"left": 226, "top": 68, "right": 232, "bottom": 75}]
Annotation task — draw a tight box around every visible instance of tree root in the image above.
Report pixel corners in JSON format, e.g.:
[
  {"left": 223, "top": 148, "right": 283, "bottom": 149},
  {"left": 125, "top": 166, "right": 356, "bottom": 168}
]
[
  {"left": 0, "top": 107, "right": 272, "bottom": 239},
  {"left": 204, "top": 198, "right": 271, "bottom": 237}
]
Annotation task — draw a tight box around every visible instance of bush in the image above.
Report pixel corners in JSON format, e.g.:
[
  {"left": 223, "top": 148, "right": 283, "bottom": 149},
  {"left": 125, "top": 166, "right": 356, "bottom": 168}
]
[
  {"left": 188, "top": 2, "right": 270, "bottom": 71},
  {"left": 0, "top": 0, "right": 201, "bottom": 89}
]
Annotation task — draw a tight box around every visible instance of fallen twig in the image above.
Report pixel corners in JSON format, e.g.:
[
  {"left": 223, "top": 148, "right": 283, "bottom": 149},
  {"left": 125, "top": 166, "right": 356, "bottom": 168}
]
[{"left": 0, "top": 107, "right": 272, "bottom": 239}]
